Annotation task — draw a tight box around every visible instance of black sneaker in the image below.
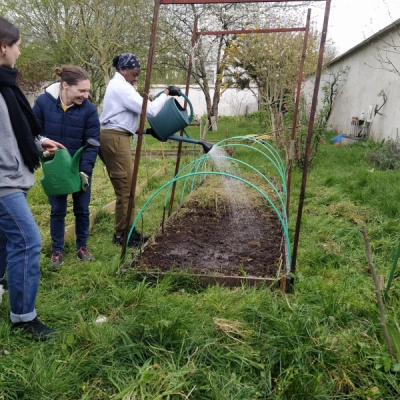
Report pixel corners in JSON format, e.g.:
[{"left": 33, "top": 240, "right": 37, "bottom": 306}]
[
  {"left": 112, "top": 234, "right": 124, "bottom": 246},
  {"left": 0, "top": 278, "right": 7, "bottom": 291},
  {"left": 130, "top": 228, "right": 150, "bottom": 244},
  {"left": 112, "top": 229, "right": 149, "bottom": 248},
  {"left": 12, "top": 317, "right": 56, "bottom": 341},
  {"left": 113, "top": 234, "right": 140, "bottom": 247}
]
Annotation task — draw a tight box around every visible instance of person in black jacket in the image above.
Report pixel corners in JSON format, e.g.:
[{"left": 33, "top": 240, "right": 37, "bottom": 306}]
[
  {"left": 0, "top": 16, "right": 64, "bottom": 340},
  {"left": 33, "top": 66, "right": 100, "bottom": 268}
]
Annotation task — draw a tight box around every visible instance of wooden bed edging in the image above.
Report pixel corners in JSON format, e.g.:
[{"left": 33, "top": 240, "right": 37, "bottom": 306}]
[{"left": 124, "top": 269, "right": 282, "bottom": 288}]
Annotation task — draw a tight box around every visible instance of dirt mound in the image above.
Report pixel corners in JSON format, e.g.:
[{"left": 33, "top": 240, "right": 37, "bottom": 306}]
[{"left": 133, "top": 204, "right": 284, "bottom": 278}]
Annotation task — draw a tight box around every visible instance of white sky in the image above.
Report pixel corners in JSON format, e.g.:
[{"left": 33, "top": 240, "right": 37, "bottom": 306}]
[{"left": 310, "top": 0, "right": 400, "bottom": 55}]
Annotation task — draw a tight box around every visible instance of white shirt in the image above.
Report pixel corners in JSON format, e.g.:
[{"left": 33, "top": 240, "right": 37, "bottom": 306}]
[{"left": 99, "top": 72, "right": 168, "bottom": 135}]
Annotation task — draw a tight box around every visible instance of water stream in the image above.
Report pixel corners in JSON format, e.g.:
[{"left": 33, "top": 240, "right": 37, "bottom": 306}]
[{"left": 206, "top": 146, "right": 263, "bottom": 236}]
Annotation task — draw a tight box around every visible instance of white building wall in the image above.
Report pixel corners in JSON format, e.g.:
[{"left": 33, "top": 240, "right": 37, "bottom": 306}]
[
  {"left": 304, "top": 33, "right": 400, "bottom": 142},
  {"left": 28, "top": 84, "right": 259, "bottom": 120}
]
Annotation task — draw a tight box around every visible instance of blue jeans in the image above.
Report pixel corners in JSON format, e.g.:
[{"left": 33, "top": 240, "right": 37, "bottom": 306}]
[
  {"left": 49, "top": 175, "right": 92, "bottom": 253},
  {"left": 0, "top": 192, "right": 41, "bottom": 323}
]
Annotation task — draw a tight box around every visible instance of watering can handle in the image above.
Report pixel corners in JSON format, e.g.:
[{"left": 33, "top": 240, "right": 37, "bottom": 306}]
[
  {"left": 154, "top": 90, "right": 194, "bottom": 125},
  {"left": 178, "top": 92, "right": 194, "bottom": 125}
]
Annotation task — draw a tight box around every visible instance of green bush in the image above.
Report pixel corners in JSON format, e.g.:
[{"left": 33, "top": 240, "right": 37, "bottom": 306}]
[
  {"left": 366, "top": 139, "right": 400, "bottom": 170},
  {"left": 245, "top": 110, "right": 270, "bottom": 124}
]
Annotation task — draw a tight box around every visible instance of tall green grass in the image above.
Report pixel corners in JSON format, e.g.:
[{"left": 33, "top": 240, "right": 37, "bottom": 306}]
[{"left": 0, "top": 119, "right": 400, "bottom": 399}]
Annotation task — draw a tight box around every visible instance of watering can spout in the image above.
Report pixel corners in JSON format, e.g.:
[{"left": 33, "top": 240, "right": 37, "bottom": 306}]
[
  {"left": 198, "top": 140, "right": 214, "bottom": 154},
  {"left": 166, "top": 134, "right": 213, "bottom": 153}
]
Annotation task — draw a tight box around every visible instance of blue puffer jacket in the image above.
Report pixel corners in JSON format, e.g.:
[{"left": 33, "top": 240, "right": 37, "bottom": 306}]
[{"left": 32, "top": 82, "right": 100, "bottom": 175}]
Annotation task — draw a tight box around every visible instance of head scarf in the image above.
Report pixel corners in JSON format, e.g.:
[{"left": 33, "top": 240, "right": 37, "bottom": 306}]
[{"left": 112, "top": 53, "right": 141, "bottom": 70}]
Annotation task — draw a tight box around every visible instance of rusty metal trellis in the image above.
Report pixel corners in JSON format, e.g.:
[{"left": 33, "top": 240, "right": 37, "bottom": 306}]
[
  {"left": 160, "top": 0, "right": 324, "bottom": 3},
  {"left": 123, "top": 0, "right": 332, "bottom": 285},
  {"left": 167, "top": 16, "right": 310, "bottom": 221}
]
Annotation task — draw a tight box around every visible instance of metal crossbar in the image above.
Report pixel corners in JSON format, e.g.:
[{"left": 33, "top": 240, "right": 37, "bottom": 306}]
[
  {"left": 161, "top": 0, "right": 325, "bottom": 3},
  {"left": 197, "top": 27, "right": 306, "bottom": 35}
]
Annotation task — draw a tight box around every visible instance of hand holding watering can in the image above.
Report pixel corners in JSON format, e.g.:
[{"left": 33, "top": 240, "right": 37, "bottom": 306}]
[
  {"left": 166, "top": 86, "right": 182, "bottom": 96},
  {"left": 42, "top": 138, "right": 66, "bottom": 157}
]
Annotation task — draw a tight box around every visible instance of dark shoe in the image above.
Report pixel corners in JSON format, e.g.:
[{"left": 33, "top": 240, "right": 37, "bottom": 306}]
[
  {"left": 127, "top": 237, "right": 143, "bottom": 248},
  {"left": 12, "top": 317, "right": 56, "bottom": 341},
  {"left": 50, "top": 251, "right": 63, "bottom": 268},
  {"left": 77, "top": 247, "right": 95, "bottom": 261},
  {"left": 112, "top": 234, "right": 124, "bottom": 246},
  {"left": 0, "top": 278, "right": 7, "bottom": 291},
  {"left": 113, "top": 234, "right": 140, "bottom": 247},
  {"left": 130, "top": 228, "right": 150, "bottom": 244},
  {"left": 112, "top": 229, "right": 150, "bottom": 247},
  {"left": 113, "top": 229, "right": 149, "bottom": 248}
]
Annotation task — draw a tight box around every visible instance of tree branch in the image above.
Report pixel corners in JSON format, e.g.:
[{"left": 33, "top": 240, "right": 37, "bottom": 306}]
[{"left": 360, "top": 226, "right": 394, "bottom": 358}]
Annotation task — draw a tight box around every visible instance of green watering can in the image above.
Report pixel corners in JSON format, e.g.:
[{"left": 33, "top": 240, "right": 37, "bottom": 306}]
[
  {"left": 147, "top": 91, "right": 213, "bottom": 153},
  {"left": 40, "top": 138, "right": 100, "bottom": 197}
]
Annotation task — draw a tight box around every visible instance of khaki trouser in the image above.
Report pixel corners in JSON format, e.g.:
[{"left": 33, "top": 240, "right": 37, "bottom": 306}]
[{"left": 99, "top": 129, "right": 134, "bottom": 235}]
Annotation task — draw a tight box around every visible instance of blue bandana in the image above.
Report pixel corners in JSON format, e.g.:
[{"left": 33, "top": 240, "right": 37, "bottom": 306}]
[{"left": 113, "top": 53, "right": 141, "bottom": 70}]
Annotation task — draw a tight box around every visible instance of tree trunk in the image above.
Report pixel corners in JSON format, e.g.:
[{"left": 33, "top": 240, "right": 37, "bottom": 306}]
[{"left": 208, "top": 35, "right": 226, "bottom": 130}]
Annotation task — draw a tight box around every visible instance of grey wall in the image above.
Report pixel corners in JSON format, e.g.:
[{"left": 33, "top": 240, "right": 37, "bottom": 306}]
[{"left": 304, "top": 30, "right": 400, "bottom": 142}]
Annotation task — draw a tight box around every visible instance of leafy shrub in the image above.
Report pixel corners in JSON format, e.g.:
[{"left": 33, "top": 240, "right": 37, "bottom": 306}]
[
  {"left": 217, "top": 115, "right": 248, "bottom": 124},
  {"left": 279, "top": 93, "right": 329, "bottom": 169},
  {"left": 245, "top": 110, "right": 270, "bottom": 124},
  {"left": 366, "top": 139, "right": 400, "bottom": 170}
]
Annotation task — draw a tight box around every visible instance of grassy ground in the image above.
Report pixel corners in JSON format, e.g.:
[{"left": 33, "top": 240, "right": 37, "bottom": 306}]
[{"left": 1, "top": 118, "right": 400, "bottom": 399}]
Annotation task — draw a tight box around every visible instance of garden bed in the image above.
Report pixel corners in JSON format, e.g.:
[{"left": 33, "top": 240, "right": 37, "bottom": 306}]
[{"left": 129, "top": 179, "right": 287, "bottom": 287}]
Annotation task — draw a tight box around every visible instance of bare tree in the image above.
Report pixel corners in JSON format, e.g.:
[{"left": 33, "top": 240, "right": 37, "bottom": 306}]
[
  {"left": 1, "top": 0, "right": 152, "bottom": 104},
  {"left": 371, "top": 26, "right": 400, "bottom": 77},
  {"left": 157, "top": 3, "right": 286, "bottom": 126},
  {"left": 322, "top": 66, "right": 350, "bottom": 122},
  {"left": 223, "top": 15, "right": 322, "bottom": 132}
]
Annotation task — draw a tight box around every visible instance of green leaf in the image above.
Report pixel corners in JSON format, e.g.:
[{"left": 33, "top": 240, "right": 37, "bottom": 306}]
[
  {"left": 386, "top": 323, "right": 400, "bottom": 357},
  {"left": 391, "top": 361, "right": 400, "bottom": 372},
  {"left": 383, "top": 357, "right": 391, "bottom": 372},
  {"left": 66, "top": 334, "right": 75, "bottom": 346}
]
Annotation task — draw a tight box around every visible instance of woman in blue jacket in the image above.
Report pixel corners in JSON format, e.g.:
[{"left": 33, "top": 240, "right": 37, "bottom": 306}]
[{"left": 33, "top": 66, "right": 100, "bottom": 268}]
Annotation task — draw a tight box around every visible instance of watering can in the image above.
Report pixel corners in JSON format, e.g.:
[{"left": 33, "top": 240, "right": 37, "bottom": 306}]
[
  {"left": 147, "top": 91, "right": 214, "bottom": 153},
  {"left": 40, "top": 138, "right": 100, "bottom": 196}
]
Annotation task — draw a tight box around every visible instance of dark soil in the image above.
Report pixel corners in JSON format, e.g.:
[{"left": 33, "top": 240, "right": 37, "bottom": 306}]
[{"left": 133, "top": 205, "right": 285, "bottom": 278}]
